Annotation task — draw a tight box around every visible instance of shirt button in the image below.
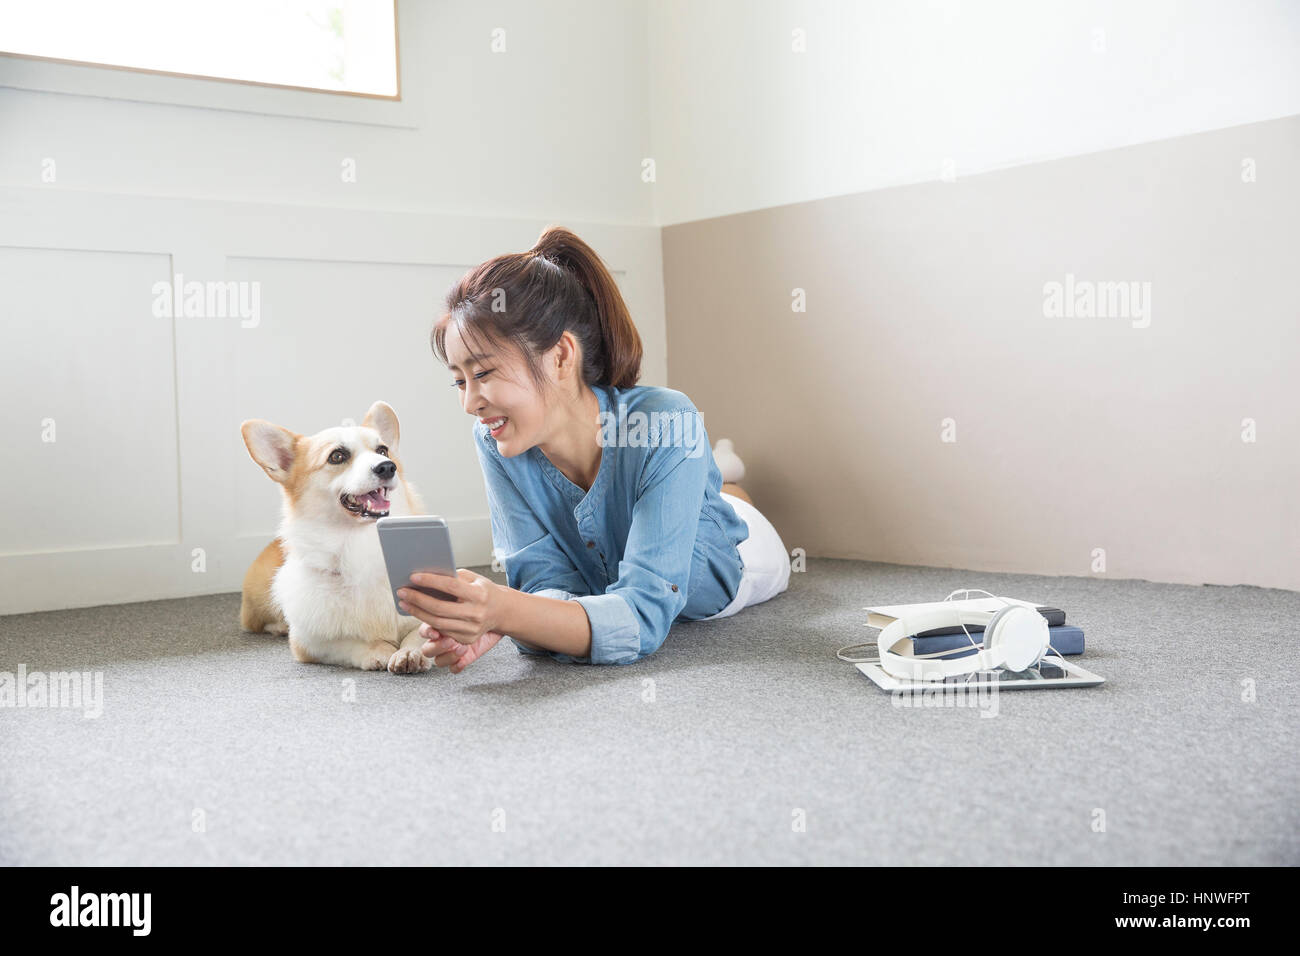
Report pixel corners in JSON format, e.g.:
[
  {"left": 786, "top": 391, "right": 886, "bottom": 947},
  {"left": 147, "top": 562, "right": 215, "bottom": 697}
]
[
  {"left": 586, "top": 540, "right": 595, "bottom": 548},
  {"left": 671, "top": 584, "right": 678, "bottom": 592}
]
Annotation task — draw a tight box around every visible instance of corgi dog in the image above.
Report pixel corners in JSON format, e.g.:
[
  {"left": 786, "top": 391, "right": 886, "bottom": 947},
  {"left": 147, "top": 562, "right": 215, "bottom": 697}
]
[{"left": 239, "top": 400, "right": 433, "bottom": 673}]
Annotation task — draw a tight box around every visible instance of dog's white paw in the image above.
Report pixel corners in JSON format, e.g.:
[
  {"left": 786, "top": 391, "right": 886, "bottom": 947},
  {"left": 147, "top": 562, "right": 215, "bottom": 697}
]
[
  {"left": 388, "top": 648, "right": 431, "bottom": 674},
  {"left": 360, "top": 647, "right": 393, "bottom": 670},
  {"left": 265, "top": 621, "right": 289, "bottom": 637}
]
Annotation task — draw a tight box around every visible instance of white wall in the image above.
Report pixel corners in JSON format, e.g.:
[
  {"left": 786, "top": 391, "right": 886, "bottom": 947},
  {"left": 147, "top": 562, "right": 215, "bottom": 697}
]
[
  {"left": 646, "top": 0, "right": 1300, "bottom": 225},
  {"left": 0, "top": 0, "right": 666, "bottom": 615},
  {"left": 0, "top": 0, "right": 657, "bottom": 224}
]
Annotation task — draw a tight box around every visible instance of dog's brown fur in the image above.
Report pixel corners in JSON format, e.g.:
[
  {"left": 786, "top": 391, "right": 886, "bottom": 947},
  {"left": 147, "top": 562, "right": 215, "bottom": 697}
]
[{"left": 240, "top": 537, "right": 289, "bottom": 636}]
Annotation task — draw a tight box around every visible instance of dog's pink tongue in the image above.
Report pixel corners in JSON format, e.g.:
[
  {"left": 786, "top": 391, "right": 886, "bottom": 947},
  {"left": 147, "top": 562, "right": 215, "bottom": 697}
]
[{"left": 365, "top": 490, "right": 390, "bottom": 507}]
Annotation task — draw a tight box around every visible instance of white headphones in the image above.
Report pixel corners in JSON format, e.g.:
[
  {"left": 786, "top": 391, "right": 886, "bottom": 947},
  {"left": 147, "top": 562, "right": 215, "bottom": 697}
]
[
  {"left": 876, "top": 603, "right": 1050, "bottom": 680},
  {"left": 838, "top": 589, "right": 1055, "bottom": 680}
]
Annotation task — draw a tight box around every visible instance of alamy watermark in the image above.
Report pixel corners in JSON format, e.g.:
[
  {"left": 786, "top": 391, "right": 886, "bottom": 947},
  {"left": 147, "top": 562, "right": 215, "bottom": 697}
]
[
  {"left": 1043, "top": 273, "right": 1151, "bottom": 328},
  {"left": 892, "top": 676, "right": 1000, "bottom": 718},
  {"left": 0, "top": 664, "right": 103, "bottom": 718},
  {"left": 151, "top": 273, "right": 261, "bottom": 328},
  {"left": 49, "top": 886, "right": 150, "bottom": 935},
  {"left": 598, "top": 403, "right": 706, "bottom": 457}
]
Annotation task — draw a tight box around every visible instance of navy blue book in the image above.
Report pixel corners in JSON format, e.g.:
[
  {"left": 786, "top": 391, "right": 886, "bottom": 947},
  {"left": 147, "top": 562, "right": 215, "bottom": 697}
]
[{"left": 912, "top": 624, "right": 1085, "bottom": 659}]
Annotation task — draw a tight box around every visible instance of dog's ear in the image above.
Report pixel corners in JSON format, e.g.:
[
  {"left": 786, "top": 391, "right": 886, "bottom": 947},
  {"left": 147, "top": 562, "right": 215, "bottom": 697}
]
[
  {"left": 241, "top": 420, "right": 299, "bottom": 484},
  {"left": 362, "top": 401, "right": 400, "bottom": 453}
]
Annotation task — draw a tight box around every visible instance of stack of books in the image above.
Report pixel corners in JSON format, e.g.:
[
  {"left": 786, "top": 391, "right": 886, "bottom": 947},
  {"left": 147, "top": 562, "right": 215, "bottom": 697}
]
[{"left": 863, "top": 596, "right": 1084, "bottom": 662}]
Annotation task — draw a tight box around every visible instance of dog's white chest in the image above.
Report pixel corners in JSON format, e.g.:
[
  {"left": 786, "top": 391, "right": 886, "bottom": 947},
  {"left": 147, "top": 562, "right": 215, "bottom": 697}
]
[{"left": 273, "top": 530, "right": 401, "bottom": 643}]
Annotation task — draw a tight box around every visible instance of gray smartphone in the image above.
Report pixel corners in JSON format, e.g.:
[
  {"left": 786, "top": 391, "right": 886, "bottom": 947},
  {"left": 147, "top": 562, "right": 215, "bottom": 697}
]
[{"left": 375, "top": 515, "right": 459, "bottom": 614}]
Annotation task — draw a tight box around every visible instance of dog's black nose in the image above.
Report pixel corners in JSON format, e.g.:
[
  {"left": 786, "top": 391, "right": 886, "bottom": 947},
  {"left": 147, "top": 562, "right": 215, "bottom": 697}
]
[{"left": 373, "top": 461, "right": 396, "bottom": 480}]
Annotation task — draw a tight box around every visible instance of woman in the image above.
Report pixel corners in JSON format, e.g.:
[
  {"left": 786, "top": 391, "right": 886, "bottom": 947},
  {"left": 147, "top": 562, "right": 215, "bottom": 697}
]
[{"left": 396, "top": 226, "right": 790, "bottom": 670}]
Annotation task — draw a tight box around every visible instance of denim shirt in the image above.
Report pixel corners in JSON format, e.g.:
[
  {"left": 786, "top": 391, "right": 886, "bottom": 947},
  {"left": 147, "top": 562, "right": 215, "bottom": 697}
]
[{"left": 473, "top": 383, "right": 749, "bottom": 665}]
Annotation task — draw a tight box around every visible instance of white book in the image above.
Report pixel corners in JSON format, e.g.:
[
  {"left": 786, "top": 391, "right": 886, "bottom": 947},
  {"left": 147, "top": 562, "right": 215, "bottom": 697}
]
[{"left": 862, "top": 596, "right": 1043, "bottom": 630}]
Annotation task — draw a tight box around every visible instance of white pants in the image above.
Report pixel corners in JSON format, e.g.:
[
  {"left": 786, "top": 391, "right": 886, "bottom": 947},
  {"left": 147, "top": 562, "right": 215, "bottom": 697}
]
[{"left": 699, "top": 492, "right": 792, "bottom": 621}]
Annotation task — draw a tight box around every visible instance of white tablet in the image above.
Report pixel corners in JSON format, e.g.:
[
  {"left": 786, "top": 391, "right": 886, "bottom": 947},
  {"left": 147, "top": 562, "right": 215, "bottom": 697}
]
[{"left": 855, "top": 655, "right": 1106, "bottom": 691}]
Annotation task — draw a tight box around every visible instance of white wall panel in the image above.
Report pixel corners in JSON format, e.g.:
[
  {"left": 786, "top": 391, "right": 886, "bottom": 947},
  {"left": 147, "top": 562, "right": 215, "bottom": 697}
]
[
  {"left": 0, "top": 187, "right": 665, "bottom": 614},
  {"left": 0, "top": 245, "right": 178, "bottom": 554}
]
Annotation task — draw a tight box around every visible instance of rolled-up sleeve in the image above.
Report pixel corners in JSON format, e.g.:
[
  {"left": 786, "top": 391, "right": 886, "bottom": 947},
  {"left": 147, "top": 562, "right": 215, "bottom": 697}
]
[
  {"left": 570, "top": 408, "right": 709, "bottom": 665},
  {"left": 474, "top": 429, "right": 589, "bottom": 658}
]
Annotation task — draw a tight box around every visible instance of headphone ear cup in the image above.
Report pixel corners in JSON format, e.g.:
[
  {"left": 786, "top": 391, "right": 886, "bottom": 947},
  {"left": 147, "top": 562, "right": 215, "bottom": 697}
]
[
  {"left": 992, "top": 605, "right": 1049, "bottom": 671},
  {"left": 982, "top": 606, "right": 1016, "bottom": 656}
]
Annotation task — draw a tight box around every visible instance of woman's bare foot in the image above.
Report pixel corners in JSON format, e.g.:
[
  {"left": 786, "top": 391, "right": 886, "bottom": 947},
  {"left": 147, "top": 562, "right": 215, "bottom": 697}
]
[{"left": 721, "top": 482, "right": 752, "bottom": 505}]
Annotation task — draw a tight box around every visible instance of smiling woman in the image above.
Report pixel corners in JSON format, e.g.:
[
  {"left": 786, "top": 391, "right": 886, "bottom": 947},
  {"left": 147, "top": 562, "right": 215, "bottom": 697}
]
[{"left": 413, "top": 226, "right": 791, "bottom": 672}]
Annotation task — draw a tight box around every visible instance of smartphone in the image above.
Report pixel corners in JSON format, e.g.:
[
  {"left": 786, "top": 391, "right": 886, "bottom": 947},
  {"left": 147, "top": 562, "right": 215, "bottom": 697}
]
[{"left": 375, "top": 515, "right": 459, "bottom": 614}]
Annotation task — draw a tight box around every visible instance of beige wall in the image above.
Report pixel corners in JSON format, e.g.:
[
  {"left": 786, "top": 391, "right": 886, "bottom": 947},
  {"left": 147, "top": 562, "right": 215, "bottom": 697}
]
[{"left": 664, "top": 115, "right": 1299, "bottom": 591}]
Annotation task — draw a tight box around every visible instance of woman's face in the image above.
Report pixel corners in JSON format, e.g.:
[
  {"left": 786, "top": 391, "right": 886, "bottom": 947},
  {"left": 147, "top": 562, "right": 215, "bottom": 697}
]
[{"left": 445, "top": 325, "right": 549, "bottom": 457}]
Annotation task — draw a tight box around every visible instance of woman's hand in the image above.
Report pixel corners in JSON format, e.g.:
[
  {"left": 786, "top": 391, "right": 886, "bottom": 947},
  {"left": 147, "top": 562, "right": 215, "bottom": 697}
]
[
  {"left": 419, "top": 625, "right": 505, "bottom": 674},
  {"left": 396, "top": 567, "right": 505, "bottom": 650}
]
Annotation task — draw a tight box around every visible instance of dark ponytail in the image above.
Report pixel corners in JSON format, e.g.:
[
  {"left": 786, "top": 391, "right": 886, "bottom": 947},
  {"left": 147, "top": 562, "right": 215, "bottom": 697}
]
[{"left": 431, "top": 225, "right": 643, "bottom": 394}]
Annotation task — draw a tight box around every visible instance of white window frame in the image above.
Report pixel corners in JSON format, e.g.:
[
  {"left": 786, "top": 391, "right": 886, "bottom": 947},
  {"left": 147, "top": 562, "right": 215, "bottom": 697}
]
[{"left": 0, "top": 0, "right": 412, "bottom": 129}]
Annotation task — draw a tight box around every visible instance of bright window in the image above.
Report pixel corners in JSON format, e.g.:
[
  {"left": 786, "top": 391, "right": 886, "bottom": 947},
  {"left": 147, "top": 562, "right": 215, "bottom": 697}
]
[{"left": 0, "top": 0, "right": 399, "bottom": 98}]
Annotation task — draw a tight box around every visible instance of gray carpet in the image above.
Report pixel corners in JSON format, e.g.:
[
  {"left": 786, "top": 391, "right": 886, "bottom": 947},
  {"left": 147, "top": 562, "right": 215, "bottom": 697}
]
[{"left": 1, "top": 559, "right": 1297, "bottom": 866}]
